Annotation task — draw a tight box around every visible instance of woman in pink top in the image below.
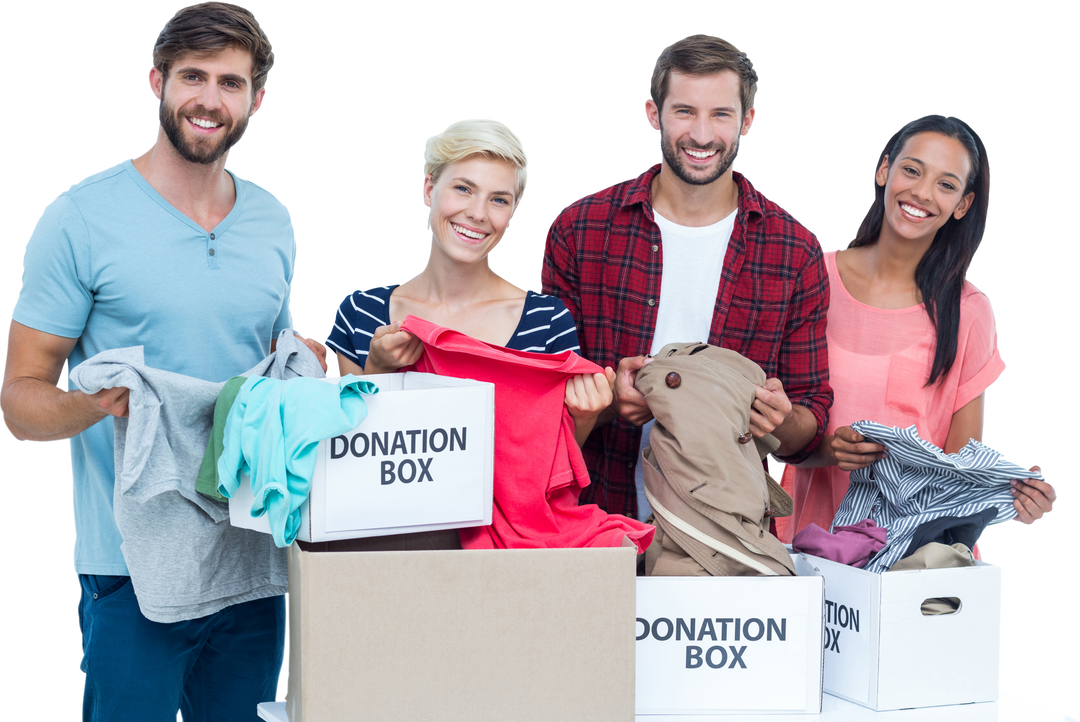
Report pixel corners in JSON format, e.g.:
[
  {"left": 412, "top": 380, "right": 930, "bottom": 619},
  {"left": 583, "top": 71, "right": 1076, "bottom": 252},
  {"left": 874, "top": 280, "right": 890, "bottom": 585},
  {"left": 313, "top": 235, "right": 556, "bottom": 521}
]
[{"left": 777, "top": 116, "right": 1055, "bottom": 543}]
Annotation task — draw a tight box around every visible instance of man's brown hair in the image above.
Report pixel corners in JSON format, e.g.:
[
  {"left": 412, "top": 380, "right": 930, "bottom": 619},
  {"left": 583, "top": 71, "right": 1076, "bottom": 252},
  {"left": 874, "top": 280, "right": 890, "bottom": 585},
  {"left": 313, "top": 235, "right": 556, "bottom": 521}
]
[
  {"left": 150, "top": 0, "right": 276, "bottom": 92},
  {"left": 648, "top": 32, "right": 760, "bottom": 117}
]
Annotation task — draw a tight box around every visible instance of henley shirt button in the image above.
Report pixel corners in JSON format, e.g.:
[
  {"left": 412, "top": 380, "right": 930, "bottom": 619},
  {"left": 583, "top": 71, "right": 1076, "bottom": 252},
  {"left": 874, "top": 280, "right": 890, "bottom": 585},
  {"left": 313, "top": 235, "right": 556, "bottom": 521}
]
[
  {"left": 208, "top": 248, "right": 216, "bottom": 256},
  {"left": 665, "top": 372, "right": 681, "bottom": 389},
  {"left": 92, "top": 593, "right": 98, "bottom": 600},
  {"left": 210, "top": 233, "right": 216, "bottom": 240},
  {"left": 647, "top": 298, "right": 656, "bottom": 307},
  {"left": 626, "top": 461, "right": 635, "bottom": 469},
  {"left": 651, "top": 244, "right": 659, "bottom": 252},
  {"left": 738, "top": 432, "right": 753, "bottom": 445}
]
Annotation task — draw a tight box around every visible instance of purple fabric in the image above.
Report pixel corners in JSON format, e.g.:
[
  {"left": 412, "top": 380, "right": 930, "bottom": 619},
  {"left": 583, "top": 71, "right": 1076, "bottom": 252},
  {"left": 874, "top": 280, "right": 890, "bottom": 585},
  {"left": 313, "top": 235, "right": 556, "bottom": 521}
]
[{"left": 792, "top": 519, "right": 887, "bottom": 568}]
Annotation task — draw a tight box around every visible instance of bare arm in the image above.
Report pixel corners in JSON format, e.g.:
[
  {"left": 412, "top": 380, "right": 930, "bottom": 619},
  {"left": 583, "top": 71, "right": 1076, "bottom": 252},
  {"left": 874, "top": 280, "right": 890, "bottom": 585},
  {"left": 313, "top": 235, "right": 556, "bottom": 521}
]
[
  {"left": 1, "top": 321, "right": 127, "bottom": 441},
  {"left": 337, "top": 351, "right": 365, "bottom": 377},
  {"left": 942, "top": 394, "right": 983, "bottom": 453},
  {"left": 946, "top": 390, "right": 1054, "bottom": 526}
]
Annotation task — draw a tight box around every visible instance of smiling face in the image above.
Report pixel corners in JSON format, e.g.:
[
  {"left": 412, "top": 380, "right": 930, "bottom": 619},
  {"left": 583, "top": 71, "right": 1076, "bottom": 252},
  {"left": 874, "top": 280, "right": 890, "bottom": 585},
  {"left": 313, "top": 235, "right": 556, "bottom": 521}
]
[
  {"left": 647, "top": 70, "right": 754, "bottom": 186},
  {"left": 154, "top": 46, "right": 264, "bottom": 165},
  {"left": 424, "top": 156, "right": 518, "bottom": 266},
  {"left": 877, "top": 132, "right": 976, "bottom": 244}
]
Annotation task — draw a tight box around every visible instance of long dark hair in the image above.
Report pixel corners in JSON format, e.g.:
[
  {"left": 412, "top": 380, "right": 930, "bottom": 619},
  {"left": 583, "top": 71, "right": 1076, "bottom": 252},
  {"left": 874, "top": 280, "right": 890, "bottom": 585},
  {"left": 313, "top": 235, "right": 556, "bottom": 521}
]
[{"left": 849, "top": 116, "right": 990, "bottom": 385}]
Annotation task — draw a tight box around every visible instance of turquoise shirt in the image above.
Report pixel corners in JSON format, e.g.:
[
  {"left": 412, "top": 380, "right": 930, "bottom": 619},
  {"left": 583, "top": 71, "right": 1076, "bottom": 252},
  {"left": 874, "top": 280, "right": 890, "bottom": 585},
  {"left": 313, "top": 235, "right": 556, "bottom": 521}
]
[
  {"left": 218, "top": 375, "right": 378, "bottom": 549},
  {"left": 13, "top": 160, "right": 294, "bottom": 575}
]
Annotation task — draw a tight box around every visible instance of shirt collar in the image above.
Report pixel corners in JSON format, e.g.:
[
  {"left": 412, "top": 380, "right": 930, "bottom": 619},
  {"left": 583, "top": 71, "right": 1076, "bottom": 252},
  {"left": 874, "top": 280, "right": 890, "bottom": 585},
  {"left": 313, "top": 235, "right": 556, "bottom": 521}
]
[{"left": 622, "top": 165, "right": 763, "bottom": 220}]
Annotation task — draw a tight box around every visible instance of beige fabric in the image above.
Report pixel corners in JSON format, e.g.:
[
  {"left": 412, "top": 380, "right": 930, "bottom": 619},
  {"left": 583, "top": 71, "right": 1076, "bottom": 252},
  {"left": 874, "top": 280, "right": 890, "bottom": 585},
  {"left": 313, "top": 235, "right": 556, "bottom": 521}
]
[
  {"left": 643, "top": 453, "right": 785, "bottom": 576},
  {"left": 888, "top": 542, "right": 976, "bottom": 572},
  {"left": 636, "top": 343, "right": 796, "bottom": 577}
]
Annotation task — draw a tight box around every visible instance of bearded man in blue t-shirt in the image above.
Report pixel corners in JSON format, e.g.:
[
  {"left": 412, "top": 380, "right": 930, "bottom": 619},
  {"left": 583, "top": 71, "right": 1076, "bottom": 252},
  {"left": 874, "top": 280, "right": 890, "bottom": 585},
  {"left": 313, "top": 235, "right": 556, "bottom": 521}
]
[{"left": 1, "top": 4, "right": 324, "bottom": 720}]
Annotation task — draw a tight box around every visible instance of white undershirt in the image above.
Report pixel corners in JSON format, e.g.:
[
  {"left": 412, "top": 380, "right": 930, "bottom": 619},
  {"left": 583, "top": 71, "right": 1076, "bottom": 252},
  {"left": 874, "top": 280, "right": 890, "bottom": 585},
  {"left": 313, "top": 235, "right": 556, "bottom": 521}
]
[
  {"left": 647, "top": 209, "right": 736, "bottom": 354},
  {"left": 635, "top": 207, "right": 737, "bottom": 520}
]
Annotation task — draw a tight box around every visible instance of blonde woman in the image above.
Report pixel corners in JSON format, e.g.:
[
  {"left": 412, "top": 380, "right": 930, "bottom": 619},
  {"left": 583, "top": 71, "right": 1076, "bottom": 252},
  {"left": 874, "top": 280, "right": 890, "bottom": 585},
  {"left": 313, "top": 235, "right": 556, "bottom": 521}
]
[{"left": 327, "top": 120, "right": 614, "bottom": 445}]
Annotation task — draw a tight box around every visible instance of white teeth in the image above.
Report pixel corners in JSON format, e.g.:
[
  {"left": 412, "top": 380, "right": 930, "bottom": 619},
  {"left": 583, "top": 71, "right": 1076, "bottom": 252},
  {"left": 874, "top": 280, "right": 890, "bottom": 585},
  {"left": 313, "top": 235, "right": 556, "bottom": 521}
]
[
  {"left": 900, "top": 203, "right": 929, "bottom": 218},
  {"left": 685, "top": 148, "right": 716, "bottom": 159},
  {"left": 189, "top": 117, "right": 222, "bottom": 129},
  {"left": 452, "top": 223, "right": 486, "bottom": 240}
]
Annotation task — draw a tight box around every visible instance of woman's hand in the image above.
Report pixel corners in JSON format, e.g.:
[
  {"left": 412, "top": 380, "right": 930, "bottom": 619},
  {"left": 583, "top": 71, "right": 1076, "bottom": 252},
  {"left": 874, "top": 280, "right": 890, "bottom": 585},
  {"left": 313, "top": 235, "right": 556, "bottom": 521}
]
[
  {"left": 566, "top": 367, "right": 616, "bottom": 446},
  {"left": 1012, "top": 467, "right": 1055, "bottom": 524},
  {"left": 829, "top": 426, "right": 887, "bottom": 471},
  {"left": 364, "top": 321, "right": 424, "bottom": 375}
]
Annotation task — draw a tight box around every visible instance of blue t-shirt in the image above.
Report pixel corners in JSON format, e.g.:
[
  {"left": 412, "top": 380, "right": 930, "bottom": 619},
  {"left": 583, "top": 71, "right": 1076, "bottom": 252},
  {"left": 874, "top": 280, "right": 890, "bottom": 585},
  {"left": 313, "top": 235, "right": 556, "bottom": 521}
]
[
  {"left": 13, "top": 160, "right": 295, "bottom": 575},
  {"left": 327, "top": 286, "right": 580, "bottom": 365}
]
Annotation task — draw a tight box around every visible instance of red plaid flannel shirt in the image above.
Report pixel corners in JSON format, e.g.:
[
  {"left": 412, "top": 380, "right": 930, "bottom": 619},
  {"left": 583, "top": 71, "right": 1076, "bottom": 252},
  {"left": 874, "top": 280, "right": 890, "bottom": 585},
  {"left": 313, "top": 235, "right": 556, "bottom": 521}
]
[{"left": 543, "top": 166, "right": 832, "bottom": 519}]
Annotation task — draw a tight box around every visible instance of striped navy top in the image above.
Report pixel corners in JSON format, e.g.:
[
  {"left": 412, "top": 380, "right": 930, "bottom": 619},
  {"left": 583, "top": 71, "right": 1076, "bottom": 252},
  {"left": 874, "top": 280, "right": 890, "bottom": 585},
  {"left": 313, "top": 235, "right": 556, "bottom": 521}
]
[
  {"left": 832, "top": 421, "right": 1036, "bottom": 573},
  {"left": 327, "top": 285, "right": 580, "bottom": 365}
]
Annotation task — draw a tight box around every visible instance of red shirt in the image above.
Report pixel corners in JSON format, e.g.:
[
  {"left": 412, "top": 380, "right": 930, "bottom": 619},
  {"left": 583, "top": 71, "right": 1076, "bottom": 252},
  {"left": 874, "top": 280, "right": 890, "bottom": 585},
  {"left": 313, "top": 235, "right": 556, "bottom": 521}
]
[
  {"left": 543, "top": 167, "right": 832, "bottom": 519},
  {"left": 401, "top": 316, "right": 654, "bottom": 552}
]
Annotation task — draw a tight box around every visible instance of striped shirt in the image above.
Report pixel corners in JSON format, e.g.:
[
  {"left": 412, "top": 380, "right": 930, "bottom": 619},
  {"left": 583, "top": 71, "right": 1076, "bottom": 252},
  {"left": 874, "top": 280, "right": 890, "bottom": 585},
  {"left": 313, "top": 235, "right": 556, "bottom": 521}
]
[
  {"left": 832, "top": 421, "right": 1038, "bottom": 573},
  {"left": 327, "top": 286, "right": 580, "bottom": 364}
]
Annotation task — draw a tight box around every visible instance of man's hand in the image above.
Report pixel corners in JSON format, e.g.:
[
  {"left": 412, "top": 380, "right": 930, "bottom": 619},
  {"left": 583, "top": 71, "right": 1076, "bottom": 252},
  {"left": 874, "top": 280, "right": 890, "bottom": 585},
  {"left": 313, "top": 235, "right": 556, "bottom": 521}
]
[
  {"left": 87, "top": 386, "right": 130, "bottom": 418},
  {"left": 749, "top": 377, "right": 792, "bottom": 437},
  {"left": 829, "top": 426, "right": 887, "bottom": 471},
  {"left": 293, "top": 333, "right": 328, "bottom": 372},
  {"left": 365, "top": 321, "right": 424, "bottom": 375},
  {"left": 615, "top": 355, "right": 653, "bottom": 426},
  {"left": 750, "top": 377, "right": 821, "bottom": 457}
]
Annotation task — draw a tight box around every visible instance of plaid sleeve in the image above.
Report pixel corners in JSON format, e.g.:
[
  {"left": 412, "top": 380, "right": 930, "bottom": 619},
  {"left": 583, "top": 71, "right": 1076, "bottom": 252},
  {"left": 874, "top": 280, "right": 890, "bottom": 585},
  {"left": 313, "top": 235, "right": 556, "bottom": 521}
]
[
  {"left": 542, "top": 211, "right": 585, "bottom": 352},
  {"left": 773, "top": 243, "right": 832, "bottom": 464}
]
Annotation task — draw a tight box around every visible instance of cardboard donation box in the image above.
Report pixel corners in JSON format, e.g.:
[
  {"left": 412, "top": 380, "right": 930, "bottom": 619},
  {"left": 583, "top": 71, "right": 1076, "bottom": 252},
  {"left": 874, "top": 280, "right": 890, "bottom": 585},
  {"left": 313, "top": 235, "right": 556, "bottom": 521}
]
[
  {"left": 229, "top": 372, "right": 494, "bottom": 541},
  {"left": 794, "top": 552, "right": 1001, "bottom": 711},
  {"left": 635, "top": 571, "right": 825, "bottom": 714},
  {"left": 285, "top": 543, "right": 637, "bottom": 722}
]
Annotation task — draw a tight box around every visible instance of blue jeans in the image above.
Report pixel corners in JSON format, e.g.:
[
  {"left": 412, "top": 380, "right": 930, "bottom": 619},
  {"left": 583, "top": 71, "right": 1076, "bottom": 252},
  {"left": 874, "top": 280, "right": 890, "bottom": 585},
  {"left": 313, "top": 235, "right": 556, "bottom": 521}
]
[{"left": 78, "top": 575, "right": 284, "bottom": 722}]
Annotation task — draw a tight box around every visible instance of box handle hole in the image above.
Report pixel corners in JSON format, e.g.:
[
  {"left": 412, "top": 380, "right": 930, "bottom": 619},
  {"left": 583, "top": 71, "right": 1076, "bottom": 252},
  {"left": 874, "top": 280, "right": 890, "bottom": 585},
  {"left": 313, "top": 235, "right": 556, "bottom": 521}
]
[{"left": 921, "top": 597, "right": 961, "bottom": 616}]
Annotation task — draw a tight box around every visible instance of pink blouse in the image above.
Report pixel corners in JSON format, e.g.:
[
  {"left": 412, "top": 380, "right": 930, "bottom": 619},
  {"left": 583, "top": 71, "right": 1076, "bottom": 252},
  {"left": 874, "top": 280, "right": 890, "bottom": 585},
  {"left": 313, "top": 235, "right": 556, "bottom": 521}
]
[{"left": 776, "top": 251, "right": 1005, "bottom": 543}]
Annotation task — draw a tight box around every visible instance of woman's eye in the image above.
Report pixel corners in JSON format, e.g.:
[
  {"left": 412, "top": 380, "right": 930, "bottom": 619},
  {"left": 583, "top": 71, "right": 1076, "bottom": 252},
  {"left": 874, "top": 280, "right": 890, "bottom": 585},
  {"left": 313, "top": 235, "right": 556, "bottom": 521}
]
[
  {"left": 454, "top": 185, "right": 470, "bottom": 193},
  {"left": 940, "top": 182, "right": 956, "bottom": 191},
  {"left": 493, "top": 197, "right": 510, "bottom": 206}
]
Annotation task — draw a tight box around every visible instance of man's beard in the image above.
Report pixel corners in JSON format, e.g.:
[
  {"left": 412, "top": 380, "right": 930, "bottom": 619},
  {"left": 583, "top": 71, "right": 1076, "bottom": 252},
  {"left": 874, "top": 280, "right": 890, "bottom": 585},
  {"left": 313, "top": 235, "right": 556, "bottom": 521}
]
[
  {"left": 659, "top": 122, "right": 740, "bottom": 186},
  {"left": 159, "top": 95, "right": 249, "bottom": 165}
]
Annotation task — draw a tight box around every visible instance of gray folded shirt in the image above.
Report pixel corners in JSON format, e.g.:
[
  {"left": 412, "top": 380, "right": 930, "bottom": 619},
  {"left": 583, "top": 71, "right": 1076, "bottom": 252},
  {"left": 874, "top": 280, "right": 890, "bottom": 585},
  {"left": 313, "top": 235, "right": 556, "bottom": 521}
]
[{"left": 69, "top": 329, "right": 325, "bottom": 623}]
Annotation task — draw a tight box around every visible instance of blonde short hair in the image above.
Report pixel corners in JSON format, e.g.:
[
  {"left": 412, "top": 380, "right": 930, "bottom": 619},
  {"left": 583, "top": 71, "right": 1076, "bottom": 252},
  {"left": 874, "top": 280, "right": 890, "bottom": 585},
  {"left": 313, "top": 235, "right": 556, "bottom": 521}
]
[{"left": 424, "top": 119, "right": 528, "bottom": 204}]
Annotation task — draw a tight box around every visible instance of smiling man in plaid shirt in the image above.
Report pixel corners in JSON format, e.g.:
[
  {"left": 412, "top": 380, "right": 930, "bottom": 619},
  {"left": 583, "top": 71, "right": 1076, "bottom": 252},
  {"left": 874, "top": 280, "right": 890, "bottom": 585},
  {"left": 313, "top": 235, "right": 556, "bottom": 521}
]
[{"left": 543, "top": 35, "right": 832, "bottom": 521}]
